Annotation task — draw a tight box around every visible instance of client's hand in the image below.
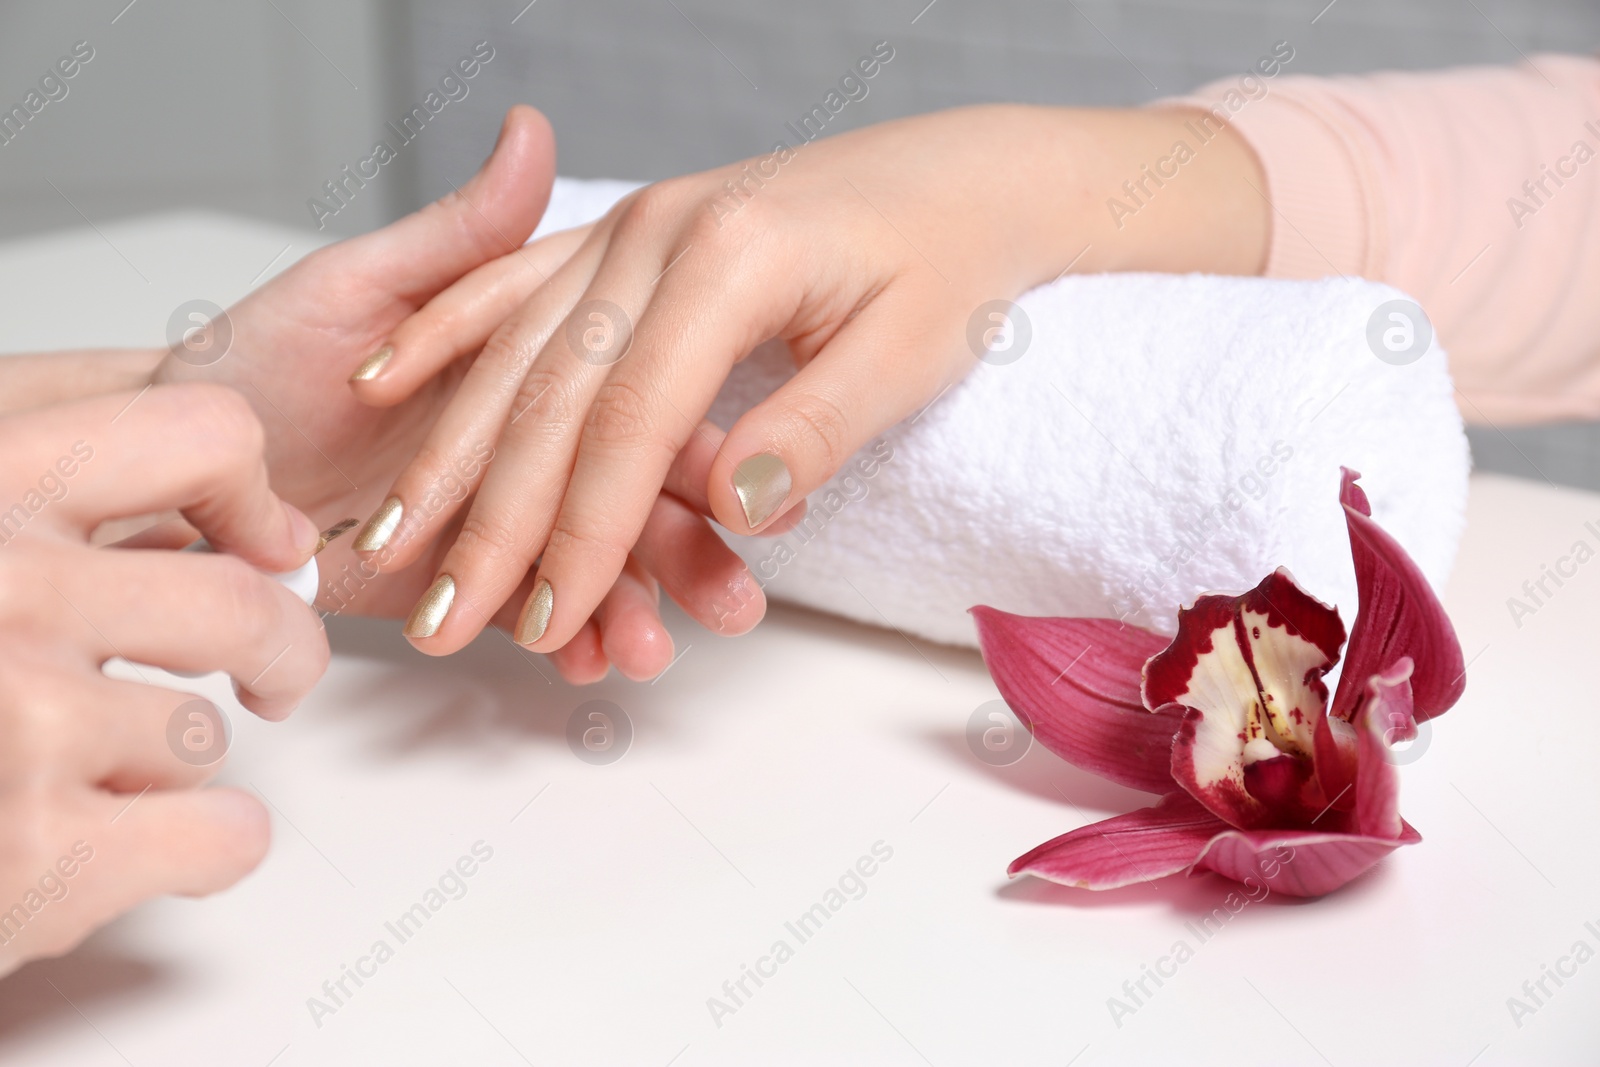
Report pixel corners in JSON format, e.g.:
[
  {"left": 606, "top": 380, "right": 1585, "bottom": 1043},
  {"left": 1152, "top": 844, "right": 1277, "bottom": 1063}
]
[
  {"left": 0, "top": 385, "right": 326, "bottom": 976},
  {"left": 155, "top": 107, "right": 768, "bottom": 681},
  {"left": 346, "top": 102, "right": 1268, "bottom": 655}
]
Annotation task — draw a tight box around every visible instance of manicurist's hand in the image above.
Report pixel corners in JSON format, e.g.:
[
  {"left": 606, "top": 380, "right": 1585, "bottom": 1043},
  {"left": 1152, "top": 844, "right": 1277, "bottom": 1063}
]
[
  {"left": 0, "top": 385, "right": 328, "bottom": 977},
  {"left": 351, "top": 103, "right": 1270, "bottom": 656},
  {"left": 154, "top": 106, "right": 769, "bottom": 682}
]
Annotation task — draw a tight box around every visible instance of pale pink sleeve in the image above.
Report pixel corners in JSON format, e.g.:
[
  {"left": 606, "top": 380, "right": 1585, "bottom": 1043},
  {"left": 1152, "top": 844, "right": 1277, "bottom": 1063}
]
[{"left": 1167, "top": 55, "right": 1600, "bottom": 425}]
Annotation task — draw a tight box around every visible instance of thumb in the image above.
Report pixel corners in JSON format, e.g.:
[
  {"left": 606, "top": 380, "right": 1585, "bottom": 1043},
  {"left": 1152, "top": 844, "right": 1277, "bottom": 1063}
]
[
  {"left": 709, "top": 289, "right": 952, "bottom": 535},
  {"left": 344, "top": 105, "right": 556, "bottom": 304}
]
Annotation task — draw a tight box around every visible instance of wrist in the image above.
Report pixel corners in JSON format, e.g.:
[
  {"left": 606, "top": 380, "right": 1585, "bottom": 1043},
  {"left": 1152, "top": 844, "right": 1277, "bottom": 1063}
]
[{"left": 998, "top": 104, "right": 1269, "bottom": 282}]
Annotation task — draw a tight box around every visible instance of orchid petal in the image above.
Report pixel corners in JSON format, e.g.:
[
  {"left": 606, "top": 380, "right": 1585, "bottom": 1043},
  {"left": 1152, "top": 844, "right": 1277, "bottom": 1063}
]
[
  {"left": 1192, "top": 820, "right": 1422, "bottom": 898},
  {"left": 1241, "top": 752, "right": 1323, "bottom": 824},
  {"left": 1354, "top": 659, "right": 1416, "bottom": 840},
  {"left": 1008, "top": 792, "right": 1227, "bottom": 890},
  {"left": 1144, "top": 569, "right": 1344, "bottom": 756},
  {"left": 1169, "top": 704, "right": 1269, "bottom": 827},
  {"left": 1312, "top": 712, "right": 1358, "bottom": 816},
  {"left": 1331, "top": 469, "right": 1466, "bottom": 723},
  {"left": 1145, "top": 570, "right": 1345, "bottom": 827},
  {"left": 972, "top": 607, "right": 1182, "bottom": 794}
]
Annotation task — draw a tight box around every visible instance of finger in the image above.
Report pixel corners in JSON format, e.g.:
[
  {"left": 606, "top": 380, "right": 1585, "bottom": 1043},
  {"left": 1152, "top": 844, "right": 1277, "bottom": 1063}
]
[
  {"left": 546, "top": 620, "right": 609, "bottom": 685},
  {"left": 659, "top": 421, "right": 725, "bottom": 515},
  {"left": 398, "top": 190, "right": 730, "bottom": 653},
  {"left": 334, "top": 106, "right": 556, "bottom": 307},
  {"left": 89, "top": 678, "right": 234, "bottom": 792},
  {"left": 30, "top": 544, "right": 330, "bottom": 721},
  {"left": 109, "top": 516, "right": 198, "bottom": 551},
  {"left": 594, "top": 556, "right": 674, "bottom": 682},
  {"left": 8, "top": 787, "right": 268, "bottom": 965},
  {"left": 473, "top": 559, "right": 656, "bottom": 684},
  {"left": 99, "top": 787, "right": 269, "bottom": 898},
  {"left": 75, "top": 788, "right": 267, "bottom": 930},
  {"left": 477, "top": 559, "right": 623, "bottom": 685},
  {"left": 21, "top": 670, "right": 230, "bottom": 792},
  {"left": 517, "top": 251, "right": 788, "bottom": 652},
  {"left": 349, "top": 227, "right": 613, "bottom": 573},
  {"left": 632, "top": 491, "right": 766, "bottom": 637},
  {"left": 0, "top": 384, "right": 319, "bottom": 573},
  {"left": 349, "top": 226, "right": 593, "bottom": 402},
  {"left": 0, "top": 349, "right": 164, "bottom": 418},
  {"left": 167, "top": 107, "right": 557, "bottom": 399},
  {"left": 0, "top": 663, "right": 218, "bottom": 792},
  {"left": 710, "top": 288, "right": 946, "bottom": 535},
  {"left": 661, "top": 420, "right": 806, "bottom": 536}
]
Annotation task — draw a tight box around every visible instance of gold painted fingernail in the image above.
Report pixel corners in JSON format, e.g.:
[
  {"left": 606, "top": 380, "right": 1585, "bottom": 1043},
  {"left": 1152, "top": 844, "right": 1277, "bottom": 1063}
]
[
  {"left": 349, "top": 345, "right": 394, "bottom": 382},
  {"left": 405, "top": 574, "right": 455, "bottom": 639},
  {"left": 733, "top": 453, "right": 791, "bottom": 529},
  {"left": 353, "top": 496, "right": 402, "bottom": 553},
  {"left": 516, "top": 579, "right": 554, "bottom": 645}
]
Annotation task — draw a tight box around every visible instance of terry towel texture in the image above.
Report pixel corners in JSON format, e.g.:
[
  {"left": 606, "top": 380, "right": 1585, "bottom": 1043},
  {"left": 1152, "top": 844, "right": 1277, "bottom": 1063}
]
[{"left": 534, "top": 178, "right": 1471, "bottom": 648}]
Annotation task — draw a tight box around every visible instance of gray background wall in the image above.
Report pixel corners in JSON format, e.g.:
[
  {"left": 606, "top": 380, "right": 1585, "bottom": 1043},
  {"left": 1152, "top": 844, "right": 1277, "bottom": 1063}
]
[{"left": 2, "top": 0, "right": 1598, "bottom": 487}]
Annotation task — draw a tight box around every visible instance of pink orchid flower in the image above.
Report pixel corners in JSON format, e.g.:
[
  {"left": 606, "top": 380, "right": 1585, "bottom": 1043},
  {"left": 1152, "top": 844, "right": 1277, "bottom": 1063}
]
[{"left": 974, "top": 469, "right": 1466, "bottom": 898}]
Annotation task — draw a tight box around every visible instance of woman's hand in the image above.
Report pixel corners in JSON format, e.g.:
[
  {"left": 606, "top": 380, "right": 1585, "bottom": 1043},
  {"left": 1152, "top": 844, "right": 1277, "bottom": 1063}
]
[
  {"left": 0, "top": 349, "right": 162, "bottom": 418},
  {"left": 349, "top": 104, "right": 1269, "bottom": 656},
  {"left": 0, "top": 384, "right": 329, "bottom": 976},
  {"left": 153, "top": 106, "right": 770, "bottom": 681}
]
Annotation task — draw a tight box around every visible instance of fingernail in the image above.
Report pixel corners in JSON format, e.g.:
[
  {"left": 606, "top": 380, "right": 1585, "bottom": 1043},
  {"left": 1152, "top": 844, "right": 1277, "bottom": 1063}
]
[
  {"left": 405, "top": 574, "right": 455, "bottom": 639},
  {"left": 204, "top": 787, "right": 270, "bottom": 837},
  {"left": 286, "top": 504, "right": 321, "bottom": 556},
  {"left": 234, "top": 678, "right": 299, "bottom": 722},
  {"left": 733, "top": 454, "right": 791, "bottom": 529},
  {"left": 516, "top": 579, "right": 554, "bottom": 645},
  {"left": 349, "top": 345, "right": 394, "bottom": 383},
  {"left": 353, "top": 496, "right": 403, "bottom": 553}
]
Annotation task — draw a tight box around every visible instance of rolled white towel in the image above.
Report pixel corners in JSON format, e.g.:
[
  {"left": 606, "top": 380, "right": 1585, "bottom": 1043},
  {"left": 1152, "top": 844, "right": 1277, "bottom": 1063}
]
[{"left": 535, "top": 178, "right": 1471, "bottom": 648}]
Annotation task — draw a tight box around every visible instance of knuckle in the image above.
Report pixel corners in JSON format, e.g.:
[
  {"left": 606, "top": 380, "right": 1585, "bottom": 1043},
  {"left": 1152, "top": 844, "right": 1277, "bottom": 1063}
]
[
  {"left": 687, "top": 187, "right": 762, "bottom": 244},
  {"left": 454, "top": 507, "right": 536, "bottom": 574},
  {"left": 687, "top": 164, "right": 785, "bottom": 247},
  {"left": 403, "top": 442, "right": 479, "bottom": 517},
  {"left": 585, "top": 378, "right": 662, "bottom": 452},
  {"left": 205, "top": 555, "right": 279, "bottom": 648},
  {"left": 506, "top": 365, "right": 572, "bottom": 429},
  {"left": 477, "top": 324, "right": 540, "bottom": 379},
  {"left": 416, "top": 191, "right": 501, "bottom": 262},
  {"left": 169, "top": 383, "right": 265, "bottom": 466},
  {"left": 545, "top": 517, "right": 630, "bottom": 570},
  {"left": 389, "top": 297, "right": 452, "bottom": 351},
  {"left": 401, "top": 442, "right": 455, "bottom": 501},
  {"left": 682, "top": 215, "right": 730, "bottom": 253},
  {"left": 614, "top": 180, "right": 688, "bottom": 235},
  {"left": 0, "top": 685, "right": 68, "bottom": 773},
  {"left": 777, "top": 392, "right": 852, "bottom": 472}
]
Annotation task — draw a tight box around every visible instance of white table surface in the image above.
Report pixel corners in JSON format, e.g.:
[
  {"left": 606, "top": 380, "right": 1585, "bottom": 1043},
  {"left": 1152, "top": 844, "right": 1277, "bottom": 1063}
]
[{"left": 0, "top": 214, "right": 1595, "bottom": 1066}]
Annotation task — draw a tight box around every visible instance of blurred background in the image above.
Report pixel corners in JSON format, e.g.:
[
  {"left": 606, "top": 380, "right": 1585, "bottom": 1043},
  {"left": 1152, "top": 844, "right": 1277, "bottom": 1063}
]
[{"left": 2, "top": 0, "right": 1598, "bottom": 485}]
